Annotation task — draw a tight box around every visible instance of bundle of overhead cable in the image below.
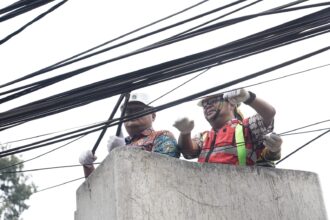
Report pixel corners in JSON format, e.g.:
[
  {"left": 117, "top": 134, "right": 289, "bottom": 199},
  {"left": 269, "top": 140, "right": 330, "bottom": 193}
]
[
  {"left": 0, "top": 0, "right": 67, "bottom": 45},
  {"left": 0, "top": 4, "right": 329, "bottom": 127},
  {"left": 0, "top": 2, "right": 329, "bottom": 157}
]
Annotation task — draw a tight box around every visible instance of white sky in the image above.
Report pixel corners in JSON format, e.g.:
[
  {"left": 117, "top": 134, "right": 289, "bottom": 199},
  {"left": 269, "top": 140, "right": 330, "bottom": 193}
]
[{"left": 0, "top": 0, "right": 329, "bottom": 219}]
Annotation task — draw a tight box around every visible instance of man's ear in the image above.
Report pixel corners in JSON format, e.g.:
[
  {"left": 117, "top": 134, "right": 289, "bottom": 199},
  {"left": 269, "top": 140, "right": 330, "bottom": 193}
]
[{"left": 152, "top": 112, "right": 156, "bottom": 121}]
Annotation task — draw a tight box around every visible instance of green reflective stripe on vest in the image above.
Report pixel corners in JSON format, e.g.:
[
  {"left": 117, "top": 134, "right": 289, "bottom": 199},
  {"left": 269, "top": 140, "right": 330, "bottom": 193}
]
[{"left": 235, "top": 124, "right": 246, "bottom": 166}]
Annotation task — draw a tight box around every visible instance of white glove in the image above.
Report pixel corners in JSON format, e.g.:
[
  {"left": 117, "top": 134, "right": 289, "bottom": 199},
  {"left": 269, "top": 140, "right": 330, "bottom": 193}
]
[
  {"left": 173, "top": 117, "right": 194, "bottom": 134},
  {"left": 107, "top": 135, "right": 126, "bottom": 153},
  {"left": 223, "top": 88, "right": 250, "bottom": 105},
  {"left": 79, "top": 150, "right": 97, "bottom": 168},
  {"left": 263, "top": 133, "right": 282, "bottom": 153}
]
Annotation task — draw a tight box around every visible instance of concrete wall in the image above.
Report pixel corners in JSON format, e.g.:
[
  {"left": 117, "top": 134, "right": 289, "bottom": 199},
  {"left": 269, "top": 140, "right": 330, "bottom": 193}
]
[{"left": 75, "top": 147, "right": 327, "bottom": 220}]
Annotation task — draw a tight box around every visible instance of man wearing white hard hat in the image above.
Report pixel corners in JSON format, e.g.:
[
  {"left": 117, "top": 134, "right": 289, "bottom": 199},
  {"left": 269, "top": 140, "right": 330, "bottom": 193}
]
[
  {"left": 173, "top": 88, "right": 282, "bottom": 167},
  {"left": 80, "top": 92, "right": 180, "bottom": 177}
]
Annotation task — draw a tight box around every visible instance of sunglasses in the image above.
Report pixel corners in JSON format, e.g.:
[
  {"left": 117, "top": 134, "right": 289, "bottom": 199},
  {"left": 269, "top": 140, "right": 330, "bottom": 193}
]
[{"left": 201, "top": 96, "right": 224, "bottom": 108}]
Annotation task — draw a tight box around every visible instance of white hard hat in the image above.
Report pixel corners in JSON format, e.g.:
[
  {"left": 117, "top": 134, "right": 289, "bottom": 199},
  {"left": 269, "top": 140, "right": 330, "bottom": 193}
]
[
  {"left": 196, "top": 93, "right": 224, "bottom": 107},
  {"left": 128, "top": 92, "right": 150, "bottom": 106}
]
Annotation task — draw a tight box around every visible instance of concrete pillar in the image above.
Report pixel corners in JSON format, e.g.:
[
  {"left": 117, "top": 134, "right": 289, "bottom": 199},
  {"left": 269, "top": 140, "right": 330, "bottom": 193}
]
[{"left": 75, "top": 147, "right": 327, "bottom": 220}]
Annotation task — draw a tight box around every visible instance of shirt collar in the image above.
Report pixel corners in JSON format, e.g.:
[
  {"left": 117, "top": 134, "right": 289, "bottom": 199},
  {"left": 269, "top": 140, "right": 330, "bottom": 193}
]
[{"left": 125, "top": 127, "right": 154, "bottom": 144}]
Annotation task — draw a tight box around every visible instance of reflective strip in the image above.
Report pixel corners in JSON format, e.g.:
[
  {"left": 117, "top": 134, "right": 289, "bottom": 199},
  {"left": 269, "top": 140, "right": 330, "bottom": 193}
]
[
  {"left": 235, "top": 124, "right": 246, "bottom": 166},
  {"left": 199, "top": 146, "right": 253, "bottom": 157}
]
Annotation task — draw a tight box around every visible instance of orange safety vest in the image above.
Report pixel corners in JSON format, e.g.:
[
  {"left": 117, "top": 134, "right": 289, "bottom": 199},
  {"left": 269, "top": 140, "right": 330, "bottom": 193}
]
[{"left": 198, "top": 119, "right": 261, "bottom": 165}]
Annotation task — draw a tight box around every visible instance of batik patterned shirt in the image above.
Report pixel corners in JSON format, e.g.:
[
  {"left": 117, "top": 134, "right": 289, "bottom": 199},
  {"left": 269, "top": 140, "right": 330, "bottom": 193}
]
[{"left": 125, "top": 128, "right": 180, "bottom": 158}]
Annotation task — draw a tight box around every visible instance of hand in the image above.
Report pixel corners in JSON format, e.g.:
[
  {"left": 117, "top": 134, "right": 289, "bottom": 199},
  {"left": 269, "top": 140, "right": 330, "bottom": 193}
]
[
  {"left": 173, "top": 117, "right": 194, "bottom": 134},
  {"left": 263, "top": 133, "right": 282, "bottom": 153},
  {"left": 107, "top": 135, "right": 126, "bottom": 153},
  {"left": 223, "top": 88, "right": 250, "bottom": 105},
  {"left": 79, "top": 150, "right": 97, "bottom": 168}
]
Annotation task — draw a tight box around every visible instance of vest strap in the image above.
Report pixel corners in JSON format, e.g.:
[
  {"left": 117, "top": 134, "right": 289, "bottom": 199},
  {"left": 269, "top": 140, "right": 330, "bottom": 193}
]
[{"left": 235, "top": 124, "right": 246, "bottom": 166}]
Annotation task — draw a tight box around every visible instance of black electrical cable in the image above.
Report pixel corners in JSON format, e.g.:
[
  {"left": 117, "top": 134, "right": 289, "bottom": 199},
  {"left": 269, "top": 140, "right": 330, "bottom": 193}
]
[
  {"left": 35, "top": 176, "right": 85, "bottom": 193},
  {"left": 1, "top": 45, "right": 329, "bottom": 158},
  {"left": 0, "top": 0, "right": 236, "bottom": 89},
  {"left": 0, "top": 0, "right": 67, "bottom": 45},
  {"left": 148, "top": 68, "right": 211, "bottom": 105},
  {"left": 0, "top": 2, "right": 328, "bottom": 104},
  {"left": 0, "top": 135, "right": 86, "bottom": 171},
  {"left": 91, "top": 94, "right": 128, "bottom": 154},
  {"left": 0, "top": 18, "right": 328, "bottom": 131},
  {"left": 0, "top": 121, "right": 101, "bottom": 145},
  {"left": 280, "top": 118, "right": 330, "bottom": 135},
  {"left": 0, "top": 0, "right": 314, "bottom": 95},
  {"left": 0, "top": 17, "right": 328, "bottom": 130},
  {"left": 0, "top": 0, "right": 55, "bottom": 22},
  {"left": 234, "top": 63, "right": 330, "bottom": 98},
  {"left": 0, "top": 163, "right": 101, "bottom": 174},
  {"left": 276, "top": 129, "right": 330, "bottom": 165},
  {"left": 280, "top": 128, "right": 330, "bottom": 136},
  {"left": 0, "top": 0, "right": 47, "bottom": 15},
  {"left": 1, "top": 4, "right": 328, "bottom": 103}
]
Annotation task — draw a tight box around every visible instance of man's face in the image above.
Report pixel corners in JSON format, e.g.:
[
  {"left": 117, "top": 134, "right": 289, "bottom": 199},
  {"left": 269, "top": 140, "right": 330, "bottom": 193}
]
[
  {"left": 201, "top": 96, "right": 225, "bottom": 122},
  {"left": 123, "top": 102, "right": 155, "bottom": 136}
]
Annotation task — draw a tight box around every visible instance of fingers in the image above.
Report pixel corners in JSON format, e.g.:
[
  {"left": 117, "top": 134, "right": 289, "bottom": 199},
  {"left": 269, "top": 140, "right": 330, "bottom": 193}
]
[
  {"left": 263, "top": 133, "right": 282, "bottom": 152},
  {"left": 173, "top": 117, "right": 194, "bottom": 134},
  {"left": 79, "top": 150, "right": 97, "bottom": 167}
]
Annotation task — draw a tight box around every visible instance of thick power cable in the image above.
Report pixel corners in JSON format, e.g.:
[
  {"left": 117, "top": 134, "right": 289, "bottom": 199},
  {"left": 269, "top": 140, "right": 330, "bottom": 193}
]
[
  {"left": 0, "top": 0, "right": 215, "bottom": 88},
  {"left": 0, "top": 0, "right": 305, "bottom": 93},
  {"left": 0, "top": 0, "right": 244, "bottom": 96},
  {"left": 0, "top": 2, "right": 328, "bottom": 102},
  {"left": 0, "top": 12, "right": 328, "bottom": 130},
  {"left": 1, "top": 45, "right": 328, "bottom": 158},
  {"left": 4, "top": 61, "right": 328, "bottom": 147},
  {"left": 2, "top": 18, "right": 327, "bottom": 131},
  {"left": 91, "top": 93, "right": 129, "bottom": 154},
  {"left": 0, "top": 0, "right": 55, "bottom": 22},
  {"left": 0, "top": 0, "right": 67, "bottom": 45}
]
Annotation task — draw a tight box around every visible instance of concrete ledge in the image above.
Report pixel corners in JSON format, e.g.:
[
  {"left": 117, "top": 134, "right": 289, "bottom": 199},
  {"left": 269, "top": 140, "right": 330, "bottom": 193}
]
[{"left": 75, "top": 147, "right": 327, "bottom": 220}]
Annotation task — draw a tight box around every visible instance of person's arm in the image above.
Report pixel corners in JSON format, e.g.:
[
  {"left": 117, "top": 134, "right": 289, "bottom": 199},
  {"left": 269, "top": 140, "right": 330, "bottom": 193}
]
[
  {"left": 178, "top": 133, "right": 201, "bottom": 159},
  {"left": 173, "top": 118, "right": 200, "bottom": 159},
  {"left": 246, "top": 95, "right": 276, "bottom": 128},
  {"left": 83, "top": 166, "right": 95, "bottom": 178},
  {"left": 224, "top": 89, "right": 276, "bottom": 128},
  {"left": 79, "top": 150, "right": 97, "bottom": 178}
]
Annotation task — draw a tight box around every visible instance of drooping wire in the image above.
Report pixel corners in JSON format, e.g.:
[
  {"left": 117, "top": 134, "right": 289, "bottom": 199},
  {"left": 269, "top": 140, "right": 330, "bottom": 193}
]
[
  {"left": 148, "top": 68, "right": 211, "bottom": 105},
  {"left": 276, "top": 129, "right": 330, "bottom": 165},
  {"left": 1, "top": 45, "right": 329, "bottom": 158},
  {"left": 0, "top": 8, "right": 328, "bottom": 130},
  {"left": 0, "top": 0, "right": 67, "bottom": 45},
  {"left": 280, "top": 127, "right": 330, "bottom": 136},
  {"left": 1, "top": 60, "right": 330, "bottom": 149},
  {"left": 0, "top": 135, "right": 86, "bottom": 171},
  {"left": 0, "top": 121, "right": 101, "bottom": 145},
  {"left": 34, "top": 176, "right": 85, "bottom": 193},
  {"left": 0, "top": 0, "right": 211, "bottom": 88},
  {"left": 280, "top": 118, "right": 330, "bottom": 135},
  {"left": 3, "top": 61, "right": 329, "bottom": 146},
  {"left": 0, "top": 163, "right": 100, "bottom": 174},
  {"left": 0, "top": 0, "right": 55, "bottom": 22},
  {"left": 1, "top": 0, "right": 323, "bottom": 96}
]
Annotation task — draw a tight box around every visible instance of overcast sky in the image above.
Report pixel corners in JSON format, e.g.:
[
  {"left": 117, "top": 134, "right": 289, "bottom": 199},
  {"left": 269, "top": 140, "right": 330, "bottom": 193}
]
[{"left": 0, "top": 0, "right": 330, "bottom": 219}]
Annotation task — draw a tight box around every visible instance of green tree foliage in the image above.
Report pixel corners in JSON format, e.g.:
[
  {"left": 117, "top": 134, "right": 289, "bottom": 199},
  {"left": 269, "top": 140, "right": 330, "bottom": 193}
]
[{"left": 0, "top": 155, "right": 36, "bottom": 220}]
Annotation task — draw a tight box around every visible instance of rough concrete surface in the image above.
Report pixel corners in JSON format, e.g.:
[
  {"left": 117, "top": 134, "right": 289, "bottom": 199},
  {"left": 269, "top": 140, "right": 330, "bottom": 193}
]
[{"left": 75, "top": 147, "right": 327, "bottom": 220}]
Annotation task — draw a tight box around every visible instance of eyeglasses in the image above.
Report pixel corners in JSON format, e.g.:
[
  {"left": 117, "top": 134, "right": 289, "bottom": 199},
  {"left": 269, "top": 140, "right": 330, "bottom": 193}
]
[{"left": 201, "top": 96, "right": 224, "bottom": 108}]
